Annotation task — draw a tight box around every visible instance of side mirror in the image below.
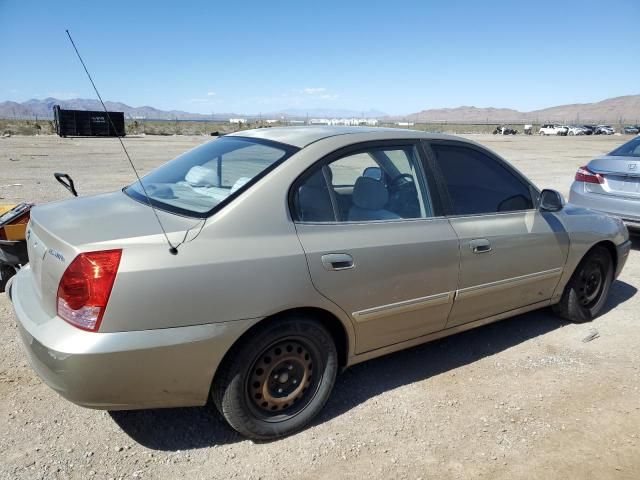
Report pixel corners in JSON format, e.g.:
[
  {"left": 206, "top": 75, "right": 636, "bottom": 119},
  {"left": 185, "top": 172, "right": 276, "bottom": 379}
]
[
  {"left": 539, "top": 189, "right": 565, "bottom": 212},
  {"left": 363, "top": 166, "right": 383, "bottom": 181}
]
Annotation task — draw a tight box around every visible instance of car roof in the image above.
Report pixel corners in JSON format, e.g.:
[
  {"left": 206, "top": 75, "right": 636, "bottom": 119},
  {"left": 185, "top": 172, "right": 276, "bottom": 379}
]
[{"left": 225, "top": 126, "right": 464, "bottom": 148}]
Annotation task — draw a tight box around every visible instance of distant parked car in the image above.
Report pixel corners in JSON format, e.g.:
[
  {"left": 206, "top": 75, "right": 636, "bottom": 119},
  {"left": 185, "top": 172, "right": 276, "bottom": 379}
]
[
  {"left": 567, "top": 125, "right": 587, "bottom": 136},
  {"left": 623, "top": 125, "right": 639, "bottom": 135},
  {"left": 539, "top": 124, "right": 568, "bottom": 136},
  {"left": 570, "top": 135, "right": 640, "bottom": 231},
  {"left": 493, "top": 125, "right": 518, "bottom": 135},
  {"left": 595, "top": 125, "right": 615, "bottom": 135},
  {"left": 581, "top": 125, "right": 596, "bottom": 135}
]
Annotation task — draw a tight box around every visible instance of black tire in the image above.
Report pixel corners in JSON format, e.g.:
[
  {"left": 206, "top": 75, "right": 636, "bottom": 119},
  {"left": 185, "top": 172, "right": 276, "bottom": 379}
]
[
  {"left": 0, "top": 265, "right": 17, "bottom": 293},
  {"left": 212, "top": 316, "right": 338, "bottom": 440},
  {"left": 553, "top": 246, "right": 613, "bottom": 323}
]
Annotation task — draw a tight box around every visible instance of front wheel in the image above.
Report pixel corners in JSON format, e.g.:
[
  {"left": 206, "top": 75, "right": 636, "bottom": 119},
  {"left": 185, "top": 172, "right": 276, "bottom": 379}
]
[
  {"left": 553, "top": 246, "right": 613, "bottom": 323},
  {"left": 212, "top": 316, "right": 338, "bottom": 440}
]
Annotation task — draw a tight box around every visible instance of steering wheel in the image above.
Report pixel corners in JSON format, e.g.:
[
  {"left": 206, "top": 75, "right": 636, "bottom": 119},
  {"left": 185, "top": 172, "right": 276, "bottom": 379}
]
[
  {"left": 386, "top": 173, "right": 420, "bottom": 217},
  {"left": 388, "top": 173, "right": 415, "bottom": 189}
]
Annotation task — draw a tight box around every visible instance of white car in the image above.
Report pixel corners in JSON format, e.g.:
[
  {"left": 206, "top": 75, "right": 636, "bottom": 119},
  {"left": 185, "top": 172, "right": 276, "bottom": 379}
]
[
  {"left": 567, "top": 125, "right": 586, "bottom": 136},
  {"left": 595, "top": 125, "right": 615, "bottom": 135},
  {"left": 539, "top": 124, "right": 568, "bottom": 136}
]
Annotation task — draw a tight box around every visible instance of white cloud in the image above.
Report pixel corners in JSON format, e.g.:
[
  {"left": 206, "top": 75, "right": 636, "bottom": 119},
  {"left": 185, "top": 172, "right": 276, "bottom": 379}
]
[
  {"left": 206, "top": 91, "right": 216, "bottom": 96},
  {"left": 303, "top": 87, "right": 327, "bottom": 94}
]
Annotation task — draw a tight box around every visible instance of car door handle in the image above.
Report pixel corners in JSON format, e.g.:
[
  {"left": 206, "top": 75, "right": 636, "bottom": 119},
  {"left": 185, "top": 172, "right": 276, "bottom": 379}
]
[
  {"left": 469, "top": 238, "right": 492, "bottom": 254},
  {"left": 321, "top": 253, "right": 355, "bottom": 271}
]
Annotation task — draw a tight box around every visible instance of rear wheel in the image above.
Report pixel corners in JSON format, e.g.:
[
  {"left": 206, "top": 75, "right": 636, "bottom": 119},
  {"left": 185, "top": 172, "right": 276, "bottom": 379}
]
[
  {"left": 553, "top": 246, "right": 613, "bottom": 323},
  {"left": 212, "top": 316, "right": 338, "bottom": 440}
]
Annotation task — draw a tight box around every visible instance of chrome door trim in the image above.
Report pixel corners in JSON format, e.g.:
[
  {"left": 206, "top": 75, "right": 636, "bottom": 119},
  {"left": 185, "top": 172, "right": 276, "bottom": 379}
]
[
  {"left": 352, "top": 291, "right": 454, "bottom": 323},
  {"left": 455, "top": 267, "right": 563, "bottom": 300},
  {"left": 349, "top": 299, "right": 552, "bottom": 364}
]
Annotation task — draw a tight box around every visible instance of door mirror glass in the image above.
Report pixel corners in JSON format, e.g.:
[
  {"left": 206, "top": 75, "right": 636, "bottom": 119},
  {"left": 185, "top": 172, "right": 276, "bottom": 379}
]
[
  {"left": 539, "top": 189, "right": 565, "bottom": 212},
  {"left": 362, "top": 166, "right": 383, "bottom": 181}
]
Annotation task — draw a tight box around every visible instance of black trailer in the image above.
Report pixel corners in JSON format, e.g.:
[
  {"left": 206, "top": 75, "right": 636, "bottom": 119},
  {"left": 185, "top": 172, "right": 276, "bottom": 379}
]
[{"left": 53, "top": 104, "right": 125, "bottom": 137}]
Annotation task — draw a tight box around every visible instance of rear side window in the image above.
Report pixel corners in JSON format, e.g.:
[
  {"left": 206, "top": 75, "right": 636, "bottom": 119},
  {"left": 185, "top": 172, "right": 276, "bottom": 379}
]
[
  {"left": 292, "top": 145, "right": 431, "bottom": 222},
  {"left": 430, "top": 144, "right": 534, "bottom": 216}
]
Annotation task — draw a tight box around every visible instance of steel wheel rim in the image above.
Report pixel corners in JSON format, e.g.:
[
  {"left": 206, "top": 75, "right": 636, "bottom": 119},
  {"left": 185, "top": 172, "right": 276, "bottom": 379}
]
[
  {"left": 247, "top": 338, "right": 316, "bottom": 418},
  {"left": 578, "top": 260, "right": 605, "bottom": 308}
]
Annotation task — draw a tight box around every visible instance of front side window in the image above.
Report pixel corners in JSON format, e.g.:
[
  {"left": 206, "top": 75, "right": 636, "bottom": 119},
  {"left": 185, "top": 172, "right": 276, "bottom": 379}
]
[
  {"left": 125, "top": 136, "right": 296, "bottom": 216},
  {"left": 292, "top": 145, "right": 431, "bottom": 222},
  {"left": 430, "top": 144, "right": 534, "bottom": 216}
]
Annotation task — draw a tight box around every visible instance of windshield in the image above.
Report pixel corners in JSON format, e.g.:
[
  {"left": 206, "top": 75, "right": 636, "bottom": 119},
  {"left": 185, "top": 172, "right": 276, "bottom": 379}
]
[
  {"left": 609, "top": 137, "right": 640, "bottom": 158},
  {"left": 125, "top": 136, "right": 297, "bottom": 217}
]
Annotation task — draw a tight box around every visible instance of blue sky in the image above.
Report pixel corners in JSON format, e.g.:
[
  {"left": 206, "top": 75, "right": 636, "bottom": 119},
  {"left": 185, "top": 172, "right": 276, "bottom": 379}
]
[{"left": 1, "top": 0, "right": 638, "bottom": 115}]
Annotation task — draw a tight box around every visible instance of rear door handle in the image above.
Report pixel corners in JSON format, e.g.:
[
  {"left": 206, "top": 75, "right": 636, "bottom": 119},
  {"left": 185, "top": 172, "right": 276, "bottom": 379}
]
[
  {"left": 321, "top": 253, "right": 355, "bottom": 271},
  {"left": 469, "top": 238, "right": 492, "bottom": 254}
]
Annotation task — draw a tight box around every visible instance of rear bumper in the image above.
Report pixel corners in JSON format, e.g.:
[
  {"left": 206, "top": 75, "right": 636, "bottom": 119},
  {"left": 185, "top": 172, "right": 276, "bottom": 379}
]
[
  {"left": 8, "top": 266, "right": 258, "bottom": 410},
  {"left": 569, "top": 182, "right": 640, "bottom": 230}
]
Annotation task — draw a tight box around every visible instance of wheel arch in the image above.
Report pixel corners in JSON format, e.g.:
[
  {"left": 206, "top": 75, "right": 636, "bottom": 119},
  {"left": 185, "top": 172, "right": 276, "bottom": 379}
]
[
  {"left": 553, "top": 238, "right": 619, "bottom": 302},
  {"left": 213, "top": 306, "right": 351, "bottom": 388},
  {"left": 587, "top": 240, "right": 618, "bottom": 273}
]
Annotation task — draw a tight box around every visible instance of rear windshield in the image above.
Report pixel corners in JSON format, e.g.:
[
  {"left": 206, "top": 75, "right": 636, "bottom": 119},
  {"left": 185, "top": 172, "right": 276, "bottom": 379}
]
[
  {"left": 609, "top": 137, "right": 640, "bottom": 158},
  {"left": 125, "top": 136, "right": 297, "bottom": 217}
]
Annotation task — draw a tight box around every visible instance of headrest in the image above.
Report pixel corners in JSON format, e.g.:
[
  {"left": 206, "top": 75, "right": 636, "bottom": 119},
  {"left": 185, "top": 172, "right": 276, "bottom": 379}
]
[
  {"left": 352, "top": 176, "right": 388, "bottom": 210},
  {"left": 185, "top": 165, "right": 219, "bottom": 187},
  {"left": 304, "top": 167, "right": 333, "bottom": 189}
]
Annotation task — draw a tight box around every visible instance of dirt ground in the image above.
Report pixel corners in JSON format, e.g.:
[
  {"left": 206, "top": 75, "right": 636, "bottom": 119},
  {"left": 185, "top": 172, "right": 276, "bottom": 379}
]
[{"left": 0, "top": 133, "right": 638, "bottom": 480}]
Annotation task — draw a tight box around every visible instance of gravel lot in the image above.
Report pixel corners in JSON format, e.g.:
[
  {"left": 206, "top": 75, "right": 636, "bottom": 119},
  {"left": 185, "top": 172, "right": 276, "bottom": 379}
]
[{"left": 1, "top": 133, "right": 638, "bottom": 480}]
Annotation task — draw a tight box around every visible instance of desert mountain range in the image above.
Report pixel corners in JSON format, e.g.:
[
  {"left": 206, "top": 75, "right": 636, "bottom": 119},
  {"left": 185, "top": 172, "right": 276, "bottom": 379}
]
[
  {"left": 1, "top": 95, "right": 639, "bottom": 124},
  {"left": 393, "top": 95, "right": 640, "bottom": 123}
]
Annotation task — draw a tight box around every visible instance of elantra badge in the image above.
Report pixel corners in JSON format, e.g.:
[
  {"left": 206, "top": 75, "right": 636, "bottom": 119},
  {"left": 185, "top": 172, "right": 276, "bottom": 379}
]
[
  {"left": 630, "top": 163, "right": 637, "bottom": 170},
  {"left": 47, "top": 248, "right": 65, "bottom": 263}
]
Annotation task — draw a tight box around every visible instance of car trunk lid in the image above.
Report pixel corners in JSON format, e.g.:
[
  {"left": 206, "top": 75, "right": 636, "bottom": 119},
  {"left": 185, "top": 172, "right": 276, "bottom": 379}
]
[
  {"left": 586, "top": 155, "right": 640, "bottom": 198},
  {"left": 26, "top": 191, "right": 196, "bottom": 319}
]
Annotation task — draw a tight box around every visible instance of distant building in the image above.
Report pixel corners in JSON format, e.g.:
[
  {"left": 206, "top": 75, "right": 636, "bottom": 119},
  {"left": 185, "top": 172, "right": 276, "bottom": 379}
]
[
  {"left": 229, "top": 118, "right": 247, "bottom": 124},
  {"left": 310, "top": 118, "right": 379, "bottom": 126},
  {"left": 265, "top": 119, "right": 278, "bottom": 124},
  {"left": 396, "top": 122, "right": 414, "bottom": 127}
]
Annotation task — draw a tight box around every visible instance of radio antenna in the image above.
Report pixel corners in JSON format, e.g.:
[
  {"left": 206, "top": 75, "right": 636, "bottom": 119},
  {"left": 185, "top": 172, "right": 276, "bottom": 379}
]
[{"left": 65, "top": 29, "right": 180, "bottom": 255}]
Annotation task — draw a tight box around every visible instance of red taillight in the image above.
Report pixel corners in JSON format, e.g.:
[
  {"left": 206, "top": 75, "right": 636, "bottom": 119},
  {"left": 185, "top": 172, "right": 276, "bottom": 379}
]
[
  {"left": 57, "top": 249, "right": 122, "bottom": 331},
  {"left": 575, "top": 166, "right": 604, "bottom": 184}
]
